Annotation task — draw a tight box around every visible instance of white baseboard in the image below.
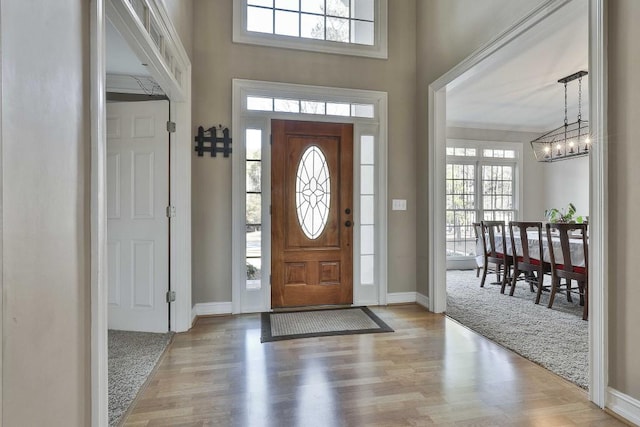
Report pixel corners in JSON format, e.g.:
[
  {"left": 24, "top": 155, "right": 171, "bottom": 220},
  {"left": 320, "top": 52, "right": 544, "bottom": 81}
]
[
  {"left": 416, "top": 292, "right": 429, "bottom": 308},
  {"left": 607, "top": 387, "right": 640, "bottom": 426},
  {"left": 386, "top": 292, "right": 417, "bottom": 304},
  {"left": 192, "top": 302, "right": 233, "bottom": 320}
]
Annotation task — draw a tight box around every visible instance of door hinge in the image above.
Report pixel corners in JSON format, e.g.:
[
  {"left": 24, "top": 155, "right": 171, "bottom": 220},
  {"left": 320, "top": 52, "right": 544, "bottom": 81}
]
[
  {"left": 270, "top": 134, "right": 272, "bottom": 145},
  {"left": 166, "top": 205, "right": 176, "bottom": 218},
  {"left": 166, "top": 121, "right": 176, "bottom": 133},
  {"left": 166, "top": 290, "right": 176, "bottom": 303}
]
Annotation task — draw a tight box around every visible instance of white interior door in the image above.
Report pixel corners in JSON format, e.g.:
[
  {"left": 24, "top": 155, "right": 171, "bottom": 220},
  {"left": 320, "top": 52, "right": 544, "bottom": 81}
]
[{"left": 107, "top": 100, "right": 169, "bottom": 332}]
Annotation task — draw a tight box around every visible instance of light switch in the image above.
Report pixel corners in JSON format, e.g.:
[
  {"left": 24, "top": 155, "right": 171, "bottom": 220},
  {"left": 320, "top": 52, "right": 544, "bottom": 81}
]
[{"left": 392, "top": 199, "right": 407, "bottom": 211}]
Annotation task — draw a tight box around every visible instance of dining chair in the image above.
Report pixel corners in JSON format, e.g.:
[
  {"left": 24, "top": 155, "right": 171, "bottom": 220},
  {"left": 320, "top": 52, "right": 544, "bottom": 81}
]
[
  {"left": 473, "top": 222, "right": 483, "bottom": 278},
  {"left": 480, "top": 220, "right": 512, "bottom": 292},
  {"left": 508, "top": 221, "right": 550, "bottom": 303},
  {"left": 545, "top": 222, "right": 589, "bottom": 320}
]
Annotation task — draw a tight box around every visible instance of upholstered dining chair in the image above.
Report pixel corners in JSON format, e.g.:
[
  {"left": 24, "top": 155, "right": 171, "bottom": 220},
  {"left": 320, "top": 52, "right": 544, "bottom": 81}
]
[
  {"left": 508, "top": 221, "right": 550, "bottom": 303},
  {"left": 545, "top": 222, "right": 589, "bottom": 320},
  {"left": 480, "top": 220, "right": 512, "bottom": 292}
]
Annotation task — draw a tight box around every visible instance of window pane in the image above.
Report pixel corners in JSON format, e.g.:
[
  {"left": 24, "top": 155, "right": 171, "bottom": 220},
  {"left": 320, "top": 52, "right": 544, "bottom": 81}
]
[
  {"left": 352, "top": 0, "right": 374, "bottom": 21},
  {"left": 300, "top": 13, "right": 325, "bottom": 39},
  {"left": 246, "top": 232, "right": 262, "bottom": 258},
  {"left": 301, "top": 0, "right": 324, "bottom": 14},
  {"left": 246, "top": 193, "right": 261, "bottom": 225},
  {"left": 247, "top": 96, "right": 273, "bottom": 111},
  {"left": 361, "top": 135, "right": 374, "bottom": 164},
  {"left": 300, "top": 100, "right": 326, "bottom": 114},
  {"left": 275, "top": 0, "right": 298, "bottom": 11},
  {"left": 351, "top": 20, "right": 374, "bottom": 45},
  {"left": 446, "top": 147, "right": 454, "bottom": 156},
  {"left": 246, "top": 161, "right": 261, "bottom": 192},
  {"left": 455, "top": 147, "right": 465, "bottom": 156},
  {"left": 351, "top": 103, "right": 375, "bottom": 118},
  {"left": 245, "top": 129, "right": 262, "bottom": 160},
  {"left": 361, "top": 165, "right": 374, "bottom": 194},
  {"left": 326, "top": 17, "right": 349, "bottom": 42},
  {"left": 246, "top": 258, "right": 261, "bottom": 290},
  {"left": 275, "top": 10, "right": 299, "bottom": 36},
  {"left": 361, "top": 195, "right": 374, "bottom": 224},
  {"left": 326, "top": 102, "right": 350, "bottom": 116},
  {"left": 326, "top": 0, "right": 350, "bottom": 17},
  {"left": 247, "top": 6, "right": 274, "bottom": 33},
  {"left": 361, "top": 255, "right": 374, "bottom": 284},
  {"left": 361, "top": 225, "right": 374, "bottom": 255},
  {"left": 274, "top": 98, "right": 300, "bottom": 112},
  {"left": 246, "top": 129, "right": 261, "bottom": 160}
]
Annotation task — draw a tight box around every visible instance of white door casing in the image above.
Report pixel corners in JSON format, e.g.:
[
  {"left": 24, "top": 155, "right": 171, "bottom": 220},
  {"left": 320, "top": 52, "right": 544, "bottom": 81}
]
[{"left": 107, "top": 100, "right": 169, "bottom": 333}]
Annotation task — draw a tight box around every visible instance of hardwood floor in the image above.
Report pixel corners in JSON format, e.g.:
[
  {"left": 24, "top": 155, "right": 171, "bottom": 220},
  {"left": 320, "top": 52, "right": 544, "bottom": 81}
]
[{"left": 123, "top": 305, "right": 626, "bottom": 426}]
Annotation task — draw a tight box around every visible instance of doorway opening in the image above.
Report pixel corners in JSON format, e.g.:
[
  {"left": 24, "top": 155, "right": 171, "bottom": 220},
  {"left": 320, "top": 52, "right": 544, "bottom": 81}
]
[
  {"left": 428, "top": 0, "right": 607, "bottom": 407},
  {"left": 91, "top": 0, "right": 193, "bottom": 424}
]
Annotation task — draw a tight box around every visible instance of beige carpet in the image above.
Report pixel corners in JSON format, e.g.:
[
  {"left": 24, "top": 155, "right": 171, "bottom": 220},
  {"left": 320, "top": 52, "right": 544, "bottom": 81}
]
[{"left": 446, "top": 269, "right": 588, "bottom": 389}]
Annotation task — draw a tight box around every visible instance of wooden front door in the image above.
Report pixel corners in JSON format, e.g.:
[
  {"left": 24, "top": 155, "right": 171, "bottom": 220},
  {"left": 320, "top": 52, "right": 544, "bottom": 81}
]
[{"left": 271, "top": 120, "right": 354, "bottom": 308}]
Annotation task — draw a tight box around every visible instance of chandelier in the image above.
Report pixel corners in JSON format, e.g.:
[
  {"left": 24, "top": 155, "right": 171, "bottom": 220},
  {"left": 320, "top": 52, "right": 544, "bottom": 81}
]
[{"left": 530, "top": 71, "right": 590, "bottom": 162}]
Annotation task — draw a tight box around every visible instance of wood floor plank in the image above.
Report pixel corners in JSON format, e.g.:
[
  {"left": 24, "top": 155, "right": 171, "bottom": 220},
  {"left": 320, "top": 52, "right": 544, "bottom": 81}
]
[{"left": 123, "top": 305, "right": 628, "bottom": 426}]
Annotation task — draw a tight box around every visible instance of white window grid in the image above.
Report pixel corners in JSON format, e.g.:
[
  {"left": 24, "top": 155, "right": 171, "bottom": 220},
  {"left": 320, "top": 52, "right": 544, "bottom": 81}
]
[
  {"left": 446, "top": 146, "right": 519, "bottom": 259},
  {"left": 233, "top": 0, "right": 388, "bottom": 59}
]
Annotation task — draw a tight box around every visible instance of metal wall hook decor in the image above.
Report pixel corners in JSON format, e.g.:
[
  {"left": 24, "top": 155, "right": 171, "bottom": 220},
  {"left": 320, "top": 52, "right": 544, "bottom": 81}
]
[{"left": 194, "top": 125, "right": 232, "bottom": 157}]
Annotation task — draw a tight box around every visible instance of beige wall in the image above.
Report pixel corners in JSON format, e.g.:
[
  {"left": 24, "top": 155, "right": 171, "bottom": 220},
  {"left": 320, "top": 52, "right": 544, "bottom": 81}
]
[
  {"left": 1, "top": 1, "right": 90, "bottom": 425},
  {"left": 541, "top": 156, "right": 589, "bottom": 217},
  {"left": 608, "top": 0, "right": 640, "bottom": 401},
  {"left": 191, "top": 0, "right": 417, "bottom": 303}
]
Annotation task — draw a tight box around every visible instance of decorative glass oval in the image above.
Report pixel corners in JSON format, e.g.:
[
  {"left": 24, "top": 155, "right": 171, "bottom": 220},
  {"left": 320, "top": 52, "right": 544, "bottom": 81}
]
[{"left": 296, "top": 145, "right": 331, "bottom": 239}]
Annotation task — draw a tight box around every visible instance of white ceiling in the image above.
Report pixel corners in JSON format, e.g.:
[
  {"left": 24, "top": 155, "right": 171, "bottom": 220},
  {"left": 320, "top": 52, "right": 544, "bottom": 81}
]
[
  {"left": 446, "top": 0, "right": 589, "bottom": 133},
  {"left": 106, "top": 18, "right": 150, "bottom": 76}
]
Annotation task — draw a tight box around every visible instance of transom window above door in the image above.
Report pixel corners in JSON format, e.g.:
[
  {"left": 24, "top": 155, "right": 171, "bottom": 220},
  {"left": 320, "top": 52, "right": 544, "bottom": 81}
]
[{"left": 233, "top": 0, "right": 388, "bottom": 58}]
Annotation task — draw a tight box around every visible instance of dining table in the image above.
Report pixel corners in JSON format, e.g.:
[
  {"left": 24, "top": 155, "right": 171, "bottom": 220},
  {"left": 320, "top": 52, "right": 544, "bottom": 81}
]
[{"left": 476, "top": 229, "right": 587, "bottom": 267}]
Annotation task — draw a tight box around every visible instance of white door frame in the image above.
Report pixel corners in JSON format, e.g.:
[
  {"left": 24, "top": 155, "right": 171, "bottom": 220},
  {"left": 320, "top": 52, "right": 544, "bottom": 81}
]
[
  {"left": 427, "top": 0, "right": 607, "bottom": 407},
  {"left": 232, "top": 80, "right": 388, "bottom": 314},
  {"left": 90, "top": 0, "right": 192, "bottom": 425}
]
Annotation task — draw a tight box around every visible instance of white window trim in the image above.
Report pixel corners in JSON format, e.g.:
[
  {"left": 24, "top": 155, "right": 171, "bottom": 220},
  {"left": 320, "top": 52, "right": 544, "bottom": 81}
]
[
  {"left": 232, "top": 0, "right": 388, "bottom": 59},
  {"left": 232, "top": 79, "right": 388, "bottom": 313},
  {"left": 445, "top": 140, "right": 523, "bottom": 269}
]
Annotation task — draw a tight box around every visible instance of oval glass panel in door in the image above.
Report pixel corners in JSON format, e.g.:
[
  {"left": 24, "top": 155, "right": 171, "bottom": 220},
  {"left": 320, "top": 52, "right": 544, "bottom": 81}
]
[{"left": 296, "top": 145, "right": 331, "bottom": 239}]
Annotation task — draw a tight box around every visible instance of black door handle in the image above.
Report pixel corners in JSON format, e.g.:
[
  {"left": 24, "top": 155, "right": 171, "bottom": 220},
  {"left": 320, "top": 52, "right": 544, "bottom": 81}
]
[{"left": 345, "top": 220, "right": 352, "bottom": 227}]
